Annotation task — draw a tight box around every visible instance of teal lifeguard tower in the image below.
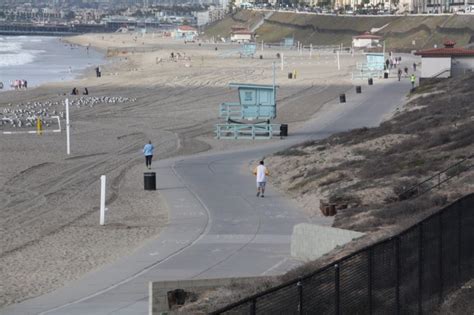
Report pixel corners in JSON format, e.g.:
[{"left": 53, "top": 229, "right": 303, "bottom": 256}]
[
  {"left": 215, "top": 83, "right": 282, "bottom": 139},
  {"left": 282, "top": 37, "right": 294, "bottom": 48},
  {"left": 240, "top": 43, "right": 257, "bottom": 58},
  {"left": 366, "top": 52, "right": 385, "bottom": 71},
  {"left": 353, "top": 52, "right": 385, "bottom": 79}
]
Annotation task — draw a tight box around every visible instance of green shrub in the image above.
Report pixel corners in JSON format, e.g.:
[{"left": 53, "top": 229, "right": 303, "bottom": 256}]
[
  {"left": 273, "top": 148, "right": 308, "bottom": 156},
  {"left": 446, "top": 163, "right": 470, "bottom": 178}
]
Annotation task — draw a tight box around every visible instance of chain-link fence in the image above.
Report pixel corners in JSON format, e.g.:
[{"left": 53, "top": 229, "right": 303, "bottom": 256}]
[{"left": 211, "top": 193, "right": 474, "bottom": 315}]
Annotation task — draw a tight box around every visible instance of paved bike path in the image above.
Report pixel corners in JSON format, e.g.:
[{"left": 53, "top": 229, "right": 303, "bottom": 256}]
[{"left": 2, "top": 77, "right": 411, "bottom": 315}]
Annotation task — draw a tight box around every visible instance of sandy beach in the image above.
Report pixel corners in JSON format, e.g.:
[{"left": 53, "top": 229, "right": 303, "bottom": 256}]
[{"left": 0, "top": 33, "right": 360, "bottom": 308}]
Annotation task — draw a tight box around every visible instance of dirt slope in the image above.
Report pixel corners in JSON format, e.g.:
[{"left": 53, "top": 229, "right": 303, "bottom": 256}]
[
  {"left": 267, "top": 74, "right": 474, "bottom": 233},
  {"left": 205, "top": 11, "right": 474, "bottom": 50}
]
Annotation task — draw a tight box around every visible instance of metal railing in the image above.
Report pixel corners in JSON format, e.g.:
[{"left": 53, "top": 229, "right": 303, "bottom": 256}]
[
  {"left": 215, "top": 123, "right": 281, "bottom": 140},
  {"left": 219, "top": 103, "right": 276, "bottom": 120},
  {"left": 431, "top": 68, "right": 451, "bottom": 79},
  {"left": 211, "top": 193, "right": 474, "bottom": 314},
  {"left": 398, "top": 155, "right": 473, "bottom": 200}
]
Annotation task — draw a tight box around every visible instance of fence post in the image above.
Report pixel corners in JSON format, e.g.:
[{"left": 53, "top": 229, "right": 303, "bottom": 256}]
[
  {"left": 438, "top": 213, "right": 443, "bottom": 304},
  {"left": 297, "top": 281, "right": 303, "bottom": 315},
  {"left": 250, "top": 298, "right": 256, "bottom": 315},
  {"left": 458, "top": 205, "right": 462, "bottom": 282},
  {"left": 335, "top": 264, "right": 340, "bottom": 315},
  {"left": 418, "top": 224, "right": 423, "bottom": 315},
  {"left": 396, "top": 237, "right": 401, "bottom": 315},
  {"left": 368, "top": 248, "right": 373, "bottom": 315}
]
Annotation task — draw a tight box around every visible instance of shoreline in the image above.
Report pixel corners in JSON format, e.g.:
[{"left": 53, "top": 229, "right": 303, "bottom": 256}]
[{"left": 0, "top": 35, "right": 105, "bottom": 93}]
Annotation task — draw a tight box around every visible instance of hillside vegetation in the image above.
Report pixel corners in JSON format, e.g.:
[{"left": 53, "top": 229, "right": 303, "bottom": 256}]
[
  {"left": 204, "top": 10, "right": 266, "bottom": 39},
  {"left": 267, "top": 75, "right": 473, "bottom": 233},
  {"left": 205, "top": 10, "right": 474, "bottom": 50}
]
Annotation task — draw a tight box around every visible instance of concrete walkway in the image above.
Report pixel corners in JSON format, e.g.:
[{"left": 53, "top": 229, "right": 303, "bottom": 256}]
[{"left": 1, "top": 76, "right": 412, "bottom": 315}]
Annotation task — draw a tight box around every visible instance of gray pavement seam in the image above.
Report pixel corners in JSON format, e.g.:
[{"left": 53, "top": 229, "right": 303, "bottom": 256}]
[{"left": 190, "top": 192, "right": 263, "bottom": 279}]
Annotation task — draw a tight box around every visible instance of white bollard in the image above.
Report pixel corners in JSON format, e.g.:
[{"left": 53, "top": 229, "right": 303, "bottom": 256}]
[
  {"left": 281, "top": 53, "right": 284, "bottom": 71},
  {"left": 337, "top": 51, "right": 341, "bottom": 71},
  {"left": 100, "top": 175, "right": 106, "bottom": 225},
  {"left": 65, "top": 99, "right": 70, "bottom": 155}
]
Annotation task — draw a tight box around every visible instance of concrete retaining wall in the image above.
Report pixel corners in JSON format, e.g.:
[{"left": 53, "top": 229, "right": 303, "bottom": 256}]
[
  {"left": 149, "top": 276, "right": 272, "bottom": 314},
  {"left": 291, "top": 223, "right": 364, "bottom": 261}
]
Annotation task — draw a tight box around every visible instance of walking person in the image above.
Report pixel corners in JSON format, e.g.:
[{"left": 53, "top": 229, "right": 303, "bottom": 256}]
[
  {"left": 143, "top": 140, "right": 154, "bottom": 169},
  {"left": 410, "top": 73, "right": 416, "bottom": 89},
  {"left": 253, "top": 160, "right": 269, "bottom": 198},
  {"left": 413, "top": 62, "right": 417, "bottom": 71},
  {"left": 398, "top": 68, "right": 402, "bottom": 81}
]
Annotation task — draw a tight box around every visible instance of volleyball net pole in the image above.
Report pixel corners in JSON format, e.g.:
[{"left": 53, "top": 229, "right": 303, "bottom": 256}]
[
  {"left": 100, "top": 175, "right": 106, "bottom": 226},
  {"left": 66, "top": 98, "right": 71, "bottom": 155}
]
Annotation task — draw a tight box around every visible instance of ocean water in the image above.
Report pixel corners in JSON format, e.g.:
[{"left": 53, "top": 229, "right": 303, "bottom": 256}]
[{"left": 0, "top": 36, "right": 104, "bottom": 91}]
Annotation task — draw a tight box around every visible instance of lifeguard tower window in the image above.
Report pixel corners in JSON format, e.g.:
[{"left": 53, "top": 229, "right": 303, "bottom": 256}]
[{"left": 244, "top": 91, "right": 254, "bottom": 103}]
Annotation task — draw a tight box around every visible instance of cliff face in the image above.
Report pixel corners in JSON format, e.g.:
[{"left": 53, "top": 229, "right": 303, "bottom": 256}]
[{"left": 205, "top": 11, "right": 474, "bottom": 50}]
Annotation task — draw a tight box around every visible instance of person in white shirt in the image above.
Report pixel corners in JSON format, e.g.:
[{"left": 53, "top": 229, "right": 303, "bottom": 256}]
[{"left": 253, "top": 160, "right": 269, "bottom": 198}]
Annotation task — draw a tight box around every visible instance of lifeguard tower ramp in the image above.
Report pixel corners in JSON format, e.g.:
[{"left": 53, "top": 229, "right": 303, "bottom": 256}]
[{"left": 216, "top": 83, "right": 280, "bottom": 139}]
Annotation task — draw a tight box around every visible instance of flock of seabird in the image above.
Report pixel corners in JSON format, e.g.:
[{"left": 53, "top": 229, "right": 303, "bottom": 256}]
[{"left": 0, "top": 96, "right": 137, "bottom": 129}]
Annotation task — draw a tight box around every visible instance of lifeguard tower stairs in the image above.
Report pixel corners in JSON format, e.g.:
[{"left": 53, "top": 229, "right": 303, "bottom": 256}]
[{"left": 215, "top": 83, "right": 281, "bottom": 139}]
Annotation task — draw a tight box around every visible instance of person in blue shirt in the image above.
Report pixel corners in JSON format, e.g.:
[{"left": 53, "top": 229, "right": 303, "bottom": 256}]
[{"left": 143, "top": 140, "right": 154, "bottom": 169}]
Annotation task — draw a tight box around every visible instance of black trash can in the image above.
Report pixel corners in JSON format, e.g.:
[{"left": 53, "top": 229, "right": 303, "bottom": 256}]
[
  {"left": 280, "top": 124, "right": 288, "bottom": 137},
  {"left": 288, "top": 72, "right": 293, "bottom": 79},
  {"left": 368, "top": 78, "right": 373, "bottom": 85},
  {"left": 144, "top": 172, "right": 156, "bottom": 190},
  {"left": 384, "top": 72, "right": 388, "bottom": 79},
  {"left": 259, "top": 55, "right": 263, "bottom": 59},
  {"left": 339, "top": 94, "right": 346, "bottom": 103},
  {"left": 356, "top": 86, "right": 362, "bottom": 94}
]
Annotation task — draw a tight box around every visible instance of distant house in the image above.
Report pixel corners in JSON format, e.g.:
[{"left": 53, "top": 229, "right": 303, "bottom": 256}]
[
  {"left": 175, "top": 25, "right": 198, "bottom": 41},
  {"left": 230, "top": 30, "right": 254, "bottom": 43},
  {"left": 231, "top": 25, "right": 248, "bottom": 33},
  {"left": 414, "top": 40, "right": 474, "bottom": 84},
  {"left": 352, "top": 32, "right": 382, "bottom": 49}
]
